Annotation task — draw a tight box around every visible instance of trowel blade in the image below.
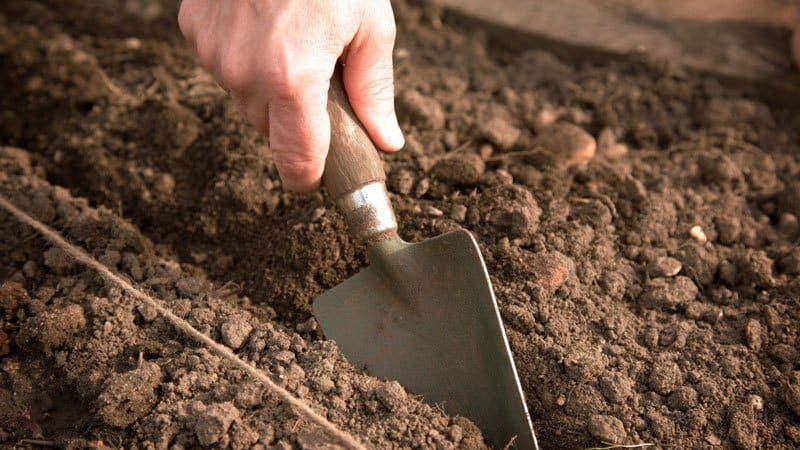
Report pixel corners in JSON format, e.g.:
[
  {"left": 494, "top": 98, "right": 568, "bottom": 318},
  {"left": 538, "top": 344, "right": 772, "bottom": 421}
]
[{"left": 313, "top": 229, "right": 537, "bottom": 449}]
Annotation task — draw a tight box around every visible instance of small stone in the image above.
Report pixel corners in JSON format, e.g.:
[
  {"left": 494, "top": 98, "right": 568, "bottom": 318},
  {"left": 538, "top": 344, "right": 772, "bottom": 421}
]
[
  {"left": 587, "top": 414, "right": 626, "bottom": 444},
  {"left": 480, "top": 116, "right": 521, "bottom": 150},
  {"left": 602, "top": 143, "right": 629, "bottom": 160},
  {"left": 555, "top": 394, "right": 566, "bottom": 406},
  {"left": 22, "top": 261, "right": 36, "bottom": 278},
  {"left": 689, "top": 225, "right": 708, "bottom": 243},
  {"left": 414, "top": 178, "right": 430, "bottom": 198},
  {"left": 310, "top": 207, "right": 325, "bottom": 222},
  {"left": 220, "top": 316, "right": 253, "bottom": 350},
  {"left": 154, "top": 173, "right": 175, "bottom": 195},
  {"left": 778, "top": 213, "right": 798, "bottom": 236},
  {"left": 423, "top": 206, "right": 444, "bottom": 217},
  {"left": 194, "top": 402, "right": 240, "bottom": 446},
  {"left": 479, "top": 143, "right": 493, "bottom": 161},
  {"left": 705, "top": 434, "right": 722, "bottom": 446},
  {"left": 646, "top": 256, "right": 682, "bottom": 277},
  {"left": 374, "top": 381, "right": 407, "bottom": 411},
  {"left": 744, "top": 319, "right": 762, "bottom": 352},
  {"left": 532, "top": 103, "right": 558, "bottom": 131},
  {"left": 450, "top": 204, "right": 468, "bottom": 222},
  {"left": 533, "top": 122, "right": 596, "bottom": 168}
]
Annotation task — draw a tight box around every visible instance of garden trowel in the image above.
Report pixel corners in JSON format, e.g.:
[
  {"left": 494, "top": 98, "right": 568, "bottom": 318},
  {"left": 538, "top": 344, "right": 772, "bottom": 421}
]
[{"left": 313, "top": 66, "right": 538, "bottom": 450}]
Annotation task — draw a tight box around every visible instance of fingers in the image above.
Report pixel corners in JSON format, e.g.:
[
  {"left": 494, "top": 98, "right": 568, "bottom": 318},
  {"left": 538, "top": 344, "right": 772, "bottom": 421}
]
[
  {"left": 267, "top": 75, "right": 332, "bottom": 192},
  {"left": 342, "top": 5, "right": 404, "bottom": 152}
]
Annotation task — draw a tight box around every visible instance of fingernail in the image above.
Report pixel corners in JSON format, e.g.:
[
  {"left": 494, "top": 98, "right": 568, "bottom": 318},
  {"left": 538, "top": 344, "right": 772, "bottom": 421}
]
[{"left": 386, "top": 115, "right": 405, "bottom": 150}]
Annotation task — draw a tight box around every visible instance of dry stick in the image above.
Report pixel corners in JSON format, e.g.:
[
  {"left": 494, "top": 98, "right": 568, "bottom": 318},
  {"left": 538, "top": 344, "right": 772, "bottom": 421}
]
[{"left": 0, "top": 194, "right": 366, "bottom": 450}]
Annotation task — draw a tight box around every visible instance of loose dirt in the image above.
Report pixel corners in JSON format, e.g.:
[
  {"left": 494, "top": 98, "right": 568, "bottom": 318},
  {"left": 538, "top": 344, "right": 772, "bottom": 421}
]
[{"left": 1, "top": 0, "right": 799, "bottom": 449}]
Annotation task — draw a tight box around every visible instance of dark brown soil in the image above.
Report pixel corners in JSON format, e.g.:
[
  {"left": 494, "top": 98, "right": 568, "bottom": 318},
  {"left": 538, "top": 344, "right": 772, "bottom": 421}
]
[{"left": 2, "top": 0, "right": 800, "bottom": 448}]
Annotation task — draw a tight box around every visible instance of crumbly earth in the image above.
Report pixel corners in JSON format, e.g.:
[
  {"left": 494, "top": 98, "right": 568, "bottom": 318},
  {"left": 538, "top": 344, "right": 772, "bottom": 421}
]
[{"left": 1, "top": 0, "right": 800, "bottom": 449}]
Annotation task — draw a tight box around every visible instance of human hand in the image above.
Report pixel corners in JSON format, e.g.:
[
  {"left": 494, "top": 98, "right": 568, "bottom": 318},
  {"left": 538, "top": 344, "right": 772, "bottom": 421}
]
[{"left": 178, "top": 0, "right": 404, "bottom": 192}]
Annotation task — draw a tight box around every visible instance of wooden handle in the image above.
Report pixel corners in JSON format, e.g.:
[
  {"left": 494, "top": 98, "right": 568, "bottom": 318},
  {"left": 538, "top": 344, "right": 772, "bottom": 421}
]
[{"left": 322, "top": 64, "right": 386, "bottom": 199}]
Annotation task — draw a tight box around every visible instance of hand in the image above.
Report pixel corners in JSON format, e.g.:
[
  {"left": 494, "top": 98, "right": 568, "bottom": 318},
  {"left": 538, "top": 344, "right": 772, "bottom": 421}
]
[{"left": 178, "top": 0, "right": 405, "bottom": 192}]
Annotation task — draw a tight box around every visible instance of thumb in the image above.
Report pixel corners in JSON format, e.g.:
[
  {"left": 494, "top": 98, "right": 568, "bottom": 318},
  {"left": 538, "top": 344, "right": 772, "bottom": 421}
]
[{"left": 342, "top": 22, "right": 404, "bottom": 151}]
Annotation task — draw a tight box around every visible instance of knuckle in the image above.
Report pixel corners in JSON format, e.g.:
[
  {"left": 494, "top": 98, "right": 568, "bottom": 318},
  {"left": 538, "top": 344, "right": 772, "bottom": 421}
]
[
  {"left": 273, "top": 153, "right": 322, "bottom": 190},
  {"left": 218, "top": 52, "right": 251, "bottom": 92}
]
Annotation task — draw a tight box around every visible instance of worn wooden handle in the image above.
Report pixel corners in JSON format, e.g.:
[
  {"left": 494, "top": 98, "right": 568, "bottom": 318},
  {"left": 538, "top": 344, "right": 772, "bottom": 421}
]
[{"left": 322, "top": 65, "right": 386, "bottom": 199}]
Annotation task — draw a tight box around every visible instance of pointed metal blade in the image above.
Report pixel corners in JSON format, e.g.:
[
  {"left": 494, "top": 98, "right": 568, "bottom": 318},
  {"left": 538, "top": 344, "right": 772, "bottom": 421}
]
[{"left": 313, "top": 229, "right": 537, "bottom": 449}]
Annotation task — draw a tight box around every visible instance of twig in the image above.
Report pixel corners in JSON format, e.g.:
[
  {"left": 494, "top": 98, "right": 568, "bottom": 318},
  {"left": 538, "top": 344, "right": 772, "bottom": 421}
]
[{"left": 0, "top": 194, "right": 366, "bottom": 450}]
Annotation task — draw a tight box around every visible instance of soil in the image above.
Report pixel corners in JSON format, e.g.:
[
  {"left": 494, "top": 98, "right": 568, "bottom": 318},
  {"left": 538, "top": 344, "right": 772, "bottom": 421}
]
[{"left": 1, "top": 0, "right": 800, "bottom": 449}]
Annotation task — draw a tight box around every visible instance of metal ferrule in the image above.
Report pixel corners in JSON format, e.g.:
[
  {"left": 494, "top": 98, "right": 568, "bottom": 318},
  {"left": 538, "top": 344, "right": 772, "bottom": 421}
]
[{"left": 336, "top": 181, "right": 398, "bottom": 243}]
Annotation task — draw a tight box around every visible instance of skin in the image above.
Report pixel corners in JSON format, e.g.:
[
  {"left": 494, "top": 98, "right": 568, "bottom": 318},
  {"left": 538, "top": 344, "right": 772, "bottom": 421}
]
[{"left": 178, "top": 0, "right": 404, "bottom": 192}]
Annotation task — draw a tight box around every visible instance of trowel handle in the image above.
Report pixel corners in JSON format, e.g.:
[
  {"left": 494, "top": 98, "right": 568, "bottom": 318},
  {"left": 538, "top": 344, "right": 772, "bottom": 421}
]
[
  {"left": 323, "top": 63, "right": 399, "bottom": 243},
  {"left": 323, "top": 64, "right": 387, "bottom": 199}
]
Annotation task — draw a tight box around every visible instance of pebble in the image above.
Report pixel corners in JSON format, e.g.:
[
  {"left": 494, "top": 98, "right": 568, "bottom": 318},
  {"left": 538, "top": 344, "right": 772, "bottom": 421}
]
[
  {"left": 22, "top": 261, "right": 36, "bottom": 279},
  {"left": 689, "top": 225, "right": 708, "bottom": 243},
  {"left": 423, "top": 206, "right": 444, "bottom": 217},
  {"left": 602, "top": 143, "right": 629, "bottom": 161},
  {"left": 531, "top": 103, "right": 558, "bottom": 131},
  {"left": 744, "top": 319, "right": 762, "bottom": 352},
  {"left": 449, "top": 204, "right": 467, "bottom": 222},
  {"left": 646, "top": 256, "right": 682, "bottom": 277},
  {"left": 374, "top": 381, "right": 407, "bottom": 411},
  {"left": 414, "top": 178, "right": 430, "bottom": 198},
  {"left": 220, "top": 316, "right": 253, "bottom": 350},
  {"left": 533, "top": 122, "right": 596, "bottom": 168},
  {"left": 778, "top": 212, "right": 798, "bottom": 236}
]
